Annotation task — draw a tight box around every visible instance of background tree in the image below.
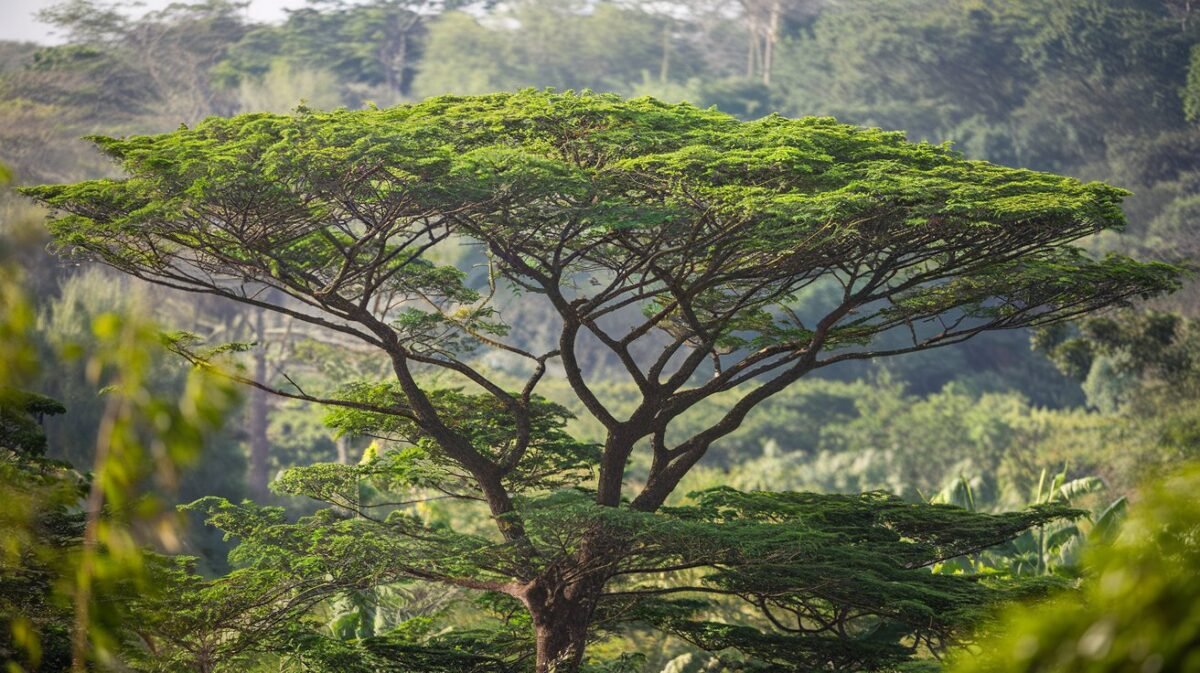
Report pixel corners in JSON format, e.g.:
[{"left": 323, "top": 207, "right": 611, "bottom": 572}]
[
  {"left": 0, "top": 168, "right": 239, "bottom": 670},
  {"left": 24, "top": 91, "right": 1180, "bottom": 671},
  {"left": 33, "top": 0, "right": 249, "bottom": 127},
  {"left": 413, "top": 0, "right": 669, "bottom": 99}
]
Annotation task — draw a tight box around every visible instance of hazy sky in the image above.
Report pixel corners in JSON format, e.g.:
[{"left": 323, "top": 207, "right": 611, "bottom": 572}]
[{"left": 1, "top": 0, "right": 309, "bottom": 44}]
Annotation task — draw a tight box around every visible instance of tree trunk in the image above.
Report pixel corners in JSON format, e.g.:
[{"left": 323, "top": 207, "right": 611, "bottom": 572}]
[
  {"left": 247, "top": 307, "right": 270, "bottom": 499},
  {"left": 746, "top": 23, "right": 758, "bottom": 78},
  {"left": 524, "top": 579, "right": 601, "bottom": 673},
  {"left": 659, "top": 22, "right": 671, "bottom": 84},
  {"left": 762, "top": 0, "right": 780, "bottom": 85}
]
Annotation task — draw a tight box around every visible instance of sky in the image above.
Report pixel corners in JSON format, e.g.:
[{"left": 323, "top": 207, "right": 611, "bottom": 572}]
[{"left": 0, "top": 0, "right": 309, "bottom": 44}]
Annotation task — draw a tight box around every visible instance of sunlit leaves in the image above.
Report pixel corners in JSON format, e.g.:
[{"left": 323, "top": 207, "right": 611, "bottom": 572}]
[{"left": 322, "top": 386, "right": 599, "bottom": 494}]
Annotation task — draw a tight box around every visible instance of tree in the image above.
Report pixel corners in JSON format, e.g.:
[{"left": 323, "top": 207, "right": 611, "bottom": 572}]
[
  {"left": 24, "top": 90, "right": 1180, "bottom": 671},
  {"left": 216, "top": 0, "right": 486, "bottom": 104},
  {"left": 736, "top": 0, "right": 821, "bottom": 85},
  {"left": 32, "top": 0, "right": 250, "bottom": 127},
  {"left": 1036, "top": 310, "right": 1200, "bottom": 409},
  {"left": 413, "top": 1, "right": 671, "bottom": 100},
  {"left": 774, "top": 0, "right": 1035, "bottom": 163}
]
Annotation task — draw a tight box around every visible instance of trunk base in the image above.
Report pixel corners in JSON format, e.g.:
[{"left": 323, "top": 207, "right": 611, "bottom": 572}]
[{"left": 523, "top": 579, "right": 600, "bottom": 673}]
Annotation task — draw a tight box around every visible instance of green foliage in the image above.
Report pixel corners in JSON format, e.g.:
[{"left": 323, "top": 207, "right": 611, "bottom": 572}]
[
  {"left": 24, "top": 91, "right": 1179, "bottom": 374},
  {"left": 776, "top": 0, "right": 1033, "bottom": 162},
  {"left": 0, "top": 390, "right": 81, "bottom": 672},
  {"left": 175, "top": 481, "right": 1077, "bottom": 671},
  {"left": 930, "top": 464, "right": 1118, "bottom": 578},
  {"left": 29, "top": 272, "right": 248, "bottom": 526},
  {"left": 0, "top": 389, "right": 65, "bottom": 457},
  {"left": 0, "top": 246, "right": 242, "bottom": 670},
  {"left": 951, "top": 463, "right": 1200, "bottom": 673},
  {"left": 0, "top": 233, "right": 78, "bottom": 671},
  {"left": 216, "top": 0, "right": 472, "bottom": 101},
  {"left": 414, "top": 1, "right": 673, "bottom": 99},
  {"left": 773, "top": 0, "right": 1200, "bottom": 289},
  {"left": 235, "top": 60, "right": 343, "bottom": 114},
  {"left": 106, "top": 553, "right": 523, "bottom": 673},
  {"left": 22, "top": 0, "right": 249, "bottom": 127},
  {"left": 1037, "top": 310, "right": 1200, "bottom": 413},
  {"left": 323, "top": 387, "right": 600, "bottom": 493},
  {"left": 1186, "top": 44, "right": 1200, "bottom": 123}
]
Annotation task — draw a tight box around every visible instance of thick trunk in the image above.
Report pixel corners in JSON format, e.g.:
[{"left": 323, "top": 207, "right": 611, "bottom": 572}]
[
  {"left": 533, "top": 608, "right": 590, "bottom": 673},
  {"left": 525, "top": 579, "right": 601, "bottom": 673},
  {"left": 596, "top": 431, "right": 637, "bottom": 506}
]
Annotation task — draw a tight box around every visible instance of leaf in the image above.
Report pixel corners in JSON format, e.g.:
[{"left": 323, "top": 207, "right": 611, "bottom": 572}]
[
  {"left": 1054, "top": 476, "right": 1106, "bottom": 502},
  {"left": 1091, "top": 496, "right": 1127, "bottom": 542}
]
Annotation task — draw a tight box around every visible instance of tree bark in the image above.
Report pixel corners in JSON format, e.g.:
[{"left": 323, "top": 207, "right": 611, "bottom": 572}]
[
  {"left": 596, "top": 429, "right": 637, "bottom": 506},
  {"left": 523, "top": 577, "right": 603, "bottom": 673},
  {"left": 247, "top": 307, "right": 270, "bottom": 499}
]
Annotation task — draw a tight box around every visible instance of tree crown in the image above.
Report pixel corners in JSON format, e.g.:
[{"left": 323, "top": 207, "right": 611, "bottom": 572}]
[{"left": 23, "top": 89, "right": 1179, "bottom": 511}]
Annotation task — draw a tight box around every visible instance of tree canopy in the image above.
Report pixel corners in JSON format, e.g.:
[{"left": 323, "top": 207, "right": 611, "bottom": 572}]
[{"left": 22, "top": 90, "right": 1182, "bottom": 671}]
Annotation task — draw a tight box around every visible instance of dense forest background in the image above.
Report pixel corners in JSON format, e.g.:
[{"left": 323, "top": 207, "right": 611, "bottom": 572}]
[{"left": 1, "top": 0, "right": 1199, "bottom": 668}]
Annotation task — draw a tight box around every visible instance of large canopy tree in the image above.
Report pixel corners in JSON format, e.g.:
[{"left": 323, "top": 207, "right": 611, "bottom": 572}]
[{"left": 24, "top": 90, "right": 1179, "bottom": 671}]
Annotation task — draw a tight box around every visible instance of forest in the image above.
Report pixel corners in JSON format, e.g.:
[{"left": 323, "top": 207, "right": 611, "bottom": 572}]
[{"left": 1, "top": 1, "right": 1199, "bottom": 671}]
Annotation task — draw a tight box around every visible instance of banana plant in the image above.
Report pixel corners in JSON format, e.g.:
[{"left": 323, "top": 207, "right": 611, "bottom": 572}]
[
  {"left": 325, "top": 582, "right": 459, "bottom": 642},
  {"left": 929, "top": 465, "right": 1127, "bottom": 576}
]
